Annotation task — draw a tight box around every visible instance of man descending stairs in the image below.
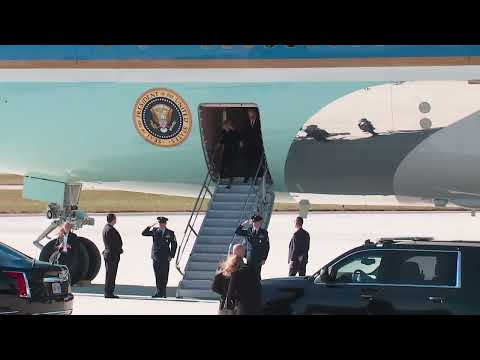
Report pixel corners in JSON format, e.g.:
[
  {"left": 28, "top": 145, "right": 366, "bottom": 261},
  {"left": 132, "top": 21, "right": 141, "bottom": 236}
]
[{"left": 176, "top": 178, "right": 274, "bottom": 300}]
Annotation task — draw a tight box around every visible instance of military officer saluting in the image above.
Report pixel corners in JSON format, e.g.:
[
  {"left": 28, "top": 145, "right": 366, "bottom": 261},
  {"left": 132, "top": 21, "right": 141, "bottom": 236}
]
[
  {"left": 142, "top": 216, "right": 177, "bottom": 298},
  {"left": 235, "top": 214, "right": 270, "bottom": 280}
]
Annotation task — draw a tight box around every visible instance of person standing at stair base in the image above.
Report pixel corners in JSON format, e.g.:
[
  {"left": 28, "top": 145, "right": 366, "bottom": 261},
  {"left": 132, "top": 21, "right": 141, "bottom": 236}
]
[
  {"left": 142, "top": 216, "right": 177, "bottom": 298},
  {"left": 288, "top": 217, "right": 310, "bottom": 277},
  {"left": 102, "top": 213, "right": 123, "bottom": 299},
  {"left": 235, "top": 215, "right": 270, "bottom": 280}
]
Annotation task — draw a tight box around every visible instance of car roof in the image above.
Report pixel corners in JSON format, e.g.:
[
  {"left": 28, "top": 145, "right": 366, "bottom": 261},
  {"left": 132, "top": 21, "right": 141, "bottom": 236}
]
[{"left": 362, "top": 239, "right": 480, "bottom": 250}]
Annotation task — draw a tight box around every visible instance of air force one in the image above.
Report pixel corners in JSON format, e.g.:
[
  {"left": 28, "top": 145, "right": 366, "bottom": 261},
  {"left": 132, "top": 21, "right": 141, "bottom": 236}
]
[{"left": 1, "top": 45, "right": 480, "bottom": 298}]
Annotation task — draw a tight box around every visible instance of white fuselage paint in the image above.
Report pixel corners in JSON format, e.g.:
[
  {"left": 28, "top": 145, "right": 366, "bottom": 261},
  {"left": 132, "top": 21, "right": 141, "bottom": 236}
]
[{"left": 0, "top": 66, "right": 479, "bottom": 82}]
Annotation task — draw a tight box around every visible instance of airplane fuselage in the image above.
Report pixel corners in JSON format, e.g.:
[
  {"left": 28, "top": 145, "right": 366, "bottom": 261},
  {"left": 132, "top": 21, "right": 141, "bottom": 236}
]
[{"left": 2, "top": 45, "right": 480, "bottom": 208}]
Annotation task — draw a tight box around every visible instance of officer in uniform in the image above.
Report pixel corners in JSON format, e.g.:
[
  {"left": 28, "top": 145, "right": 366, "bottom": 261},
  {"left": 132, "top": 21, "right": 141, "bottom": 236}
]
[
  {"left": 235, "top": 214, "right": 270, "bottom": 280},
  {"left": 142, "top": 216, "right": 177, "bottom": 298}
]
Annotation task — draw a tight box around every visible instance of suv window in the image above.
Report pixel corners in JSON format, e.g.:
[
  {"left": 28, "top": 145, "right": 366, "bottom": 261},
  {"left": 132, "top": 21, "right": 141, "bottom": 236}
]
[
  {"left": 331, "top": 251, "right": 387, "bottom": 284},
  {"left": 386, "top": 251, "right": 458, "bottom": 287}
]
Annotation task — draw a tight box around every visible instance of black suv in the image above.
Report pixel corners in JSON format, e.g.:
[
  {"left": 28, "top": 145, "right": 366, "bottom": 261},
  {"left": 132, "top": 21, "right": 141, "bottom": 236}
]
[{"left": 261, "top": 237, "right": 479, "bottom": 315}]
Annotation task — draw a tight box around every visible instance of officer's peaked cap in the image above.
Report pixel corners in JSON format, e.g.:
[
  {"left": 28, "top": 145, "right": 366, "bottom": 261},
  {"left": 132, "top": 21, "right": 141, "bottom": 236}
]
[
  {"left": 157, "top": 216, "right": 168, "bottom": 223},
  {"left": 251, "top": 215, "right": 263, "bottom": 221}
]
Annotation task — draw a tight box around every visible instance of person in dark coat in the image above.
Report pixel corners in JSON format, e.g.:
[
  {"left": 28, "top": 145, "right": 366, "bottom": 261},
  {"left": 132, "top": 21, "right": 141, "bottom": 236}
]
[
  {"left": 142, "top": 216, "right": 177, "bottom": 298},
  {"left": 102, "top": 213, "right": 123, "bottom": 298},
  {"left": 242, "top": 108, "right": 264, "bottom": 183},
  {"left": 288, "top": 216, "right": 310, "bottom": 276},
  {"left": 212, "top": 244, "right": 262, "bottom": 315},
  {"left": 235, "top": 214, "right": 270, "bottom": 280},
  {"left": 218, "top": 119, "right": 242, "bottom": 189},
  {"left": 211, "top": 244, "right": 243, "bottom": 315}
]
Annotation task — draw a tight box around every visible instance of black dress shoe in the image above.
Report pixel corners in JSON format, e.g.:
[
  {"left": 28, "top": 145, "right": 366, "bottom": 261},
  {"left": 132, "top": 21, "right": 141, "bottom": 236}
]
[
  {"left": 105, "top": 294, "right": 119, "bottom": 299},
  {"left": 243, "top": 177, "right": 250, "bottom": 183},
  {"left": 152, "top": 293, "right": 163, "bottom": 298}
]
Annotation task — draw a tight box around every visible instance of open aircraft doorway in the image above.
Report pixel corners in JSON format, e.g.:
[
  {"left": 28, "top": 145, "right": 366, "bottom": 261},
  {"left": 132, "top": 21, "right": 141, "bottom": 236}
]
[{"left": 198, "top": 103, "right": 272, "bottom": 186}]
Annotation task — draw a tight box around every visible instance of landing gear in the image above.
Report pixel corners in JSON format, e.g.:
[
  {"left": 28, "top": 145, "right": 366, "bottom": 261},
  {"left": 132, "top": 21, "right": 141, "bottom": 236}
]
[{"left": 28, "top": 181, "right": 100, "bottom": 285}]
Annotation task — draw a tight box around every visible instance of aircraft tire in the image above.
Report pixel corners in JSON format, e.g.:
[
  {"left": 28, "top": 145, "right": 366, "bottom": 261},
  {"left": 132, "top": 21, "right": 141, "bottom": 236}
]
[
  {"left": 77, "top": 237, "right": 102, "bottom": 281},
  {"left": 39, "top": 238, "right": 89, "bottom": 285}
]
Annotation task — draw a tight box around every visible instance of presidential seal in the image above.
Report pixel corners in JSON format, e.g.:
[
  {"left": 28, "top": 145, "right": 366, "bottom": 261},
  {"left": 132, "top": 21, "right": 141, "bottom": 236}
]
[{"left": 133, "top": 88, "right": 192, "bottom": 147}]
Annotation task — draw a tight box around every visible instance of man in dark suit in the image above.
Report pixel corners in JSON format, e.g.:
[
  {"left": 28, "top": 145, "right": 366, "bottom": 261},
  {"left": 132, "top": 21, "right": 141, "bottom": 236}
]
[
  {"left": 243, "top": 108, "right": 264, "bottom": 183},
  {"left": 288, "top": 217, "right": 310, "bottom": 276},
  {"left": 142, "top": 216, "right": 177, "bottom": 298},
  {"left": 102, "top": 213, "right": 123, "bottom": 298},
  {"left": 235, "top": 214, "right": 270, "bottom": 280}
]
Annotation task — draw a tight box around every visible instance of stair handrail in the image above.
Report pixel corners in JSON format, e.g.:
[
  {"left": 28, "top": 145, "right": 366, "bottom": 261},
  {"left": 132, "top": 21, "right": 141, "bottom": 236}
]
[
  {"left": 228, "top": 152, "right": 268, "bottom": 255},
  {"left": 175, "top": 168, "right": 215, "bottom": 276},
  {"left": 175, "top": 142, "right": 226, "bottom": 275}
]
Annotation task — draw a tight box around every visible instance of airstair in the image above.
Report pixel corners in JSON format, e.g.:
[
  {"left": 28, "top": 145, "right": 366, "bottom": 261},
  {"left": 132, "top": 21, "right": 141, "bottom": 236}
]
[{"left": 176, "top": 154, "right": 274, "bottom": 300}]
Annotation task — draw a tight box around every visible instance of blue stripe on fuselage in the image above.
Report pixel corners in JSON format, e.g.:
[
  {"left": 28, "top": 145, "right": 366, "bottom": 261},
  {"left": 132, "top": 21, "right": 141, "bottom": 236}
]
[{"left": 0, "top": 45, "right": 480, "bottom": 60}]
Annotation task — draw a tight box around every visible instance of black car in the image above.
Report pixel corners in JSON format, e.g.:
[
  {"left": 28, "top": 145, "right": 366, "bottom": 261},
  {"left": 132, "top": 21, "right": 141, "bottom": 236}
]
[
  {"left": 0, "top": 241, "right": 74, "bottom": 315},
  {"left": 261, "top": 237, "right": 480, "bottom": 315}
]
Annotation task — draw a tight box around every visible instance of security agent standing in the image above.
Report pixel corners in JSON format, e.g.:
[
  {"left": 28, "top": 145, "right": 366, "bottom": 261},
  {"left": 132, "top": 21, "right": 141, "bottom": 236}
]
[
  {"left": 235, "top": 215, "right": 270, "bottom": 280},
  {"left": 102, "top": 213, "right": 123, "bottom": 298},
  {"left": 142, "top": 217, "right": 177, "bottom": 298},
  {"left": 288, "top": 216, "right": 310, "bottom": 276}
]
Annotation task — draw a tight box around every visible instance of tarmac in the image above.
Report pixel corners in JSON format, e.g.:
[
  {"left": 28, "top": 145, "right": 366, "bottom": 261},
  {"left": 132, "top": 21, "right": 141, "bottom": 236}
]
[{"left": 1, "top": 211, "right": 479, "bottom": 315}]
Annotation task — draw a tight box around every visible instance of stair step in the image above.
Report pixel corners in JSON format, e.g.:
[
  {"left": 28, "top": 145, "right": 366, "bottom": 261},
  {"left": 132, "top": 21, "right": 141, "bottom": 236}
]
[
  {"left": 201, "top": 227, "right": 236, "bottom": 236},
  {"left": 179, "top": 279, "right": 213, "bottom": 290},
  {"left": 190, "top": 253, "right": 227, "bottom": 262},
  {"left": 196, "top": 235, "right": 233, "bottom": 244},
  {"left": 215, "top": 185, "right": 257, "bottom": 194},
  {"left": 194, "top": 244, "right": 230, "bottom": 253},
  {"left": 186, "top": 261, "right": 220, "bottom": 272},
  {"left": 203, "top": 218, "right": 241, "bottom": 228},
  {"left": 183, "top": 270, "right": 216, "bottom": 280},
  {"left": 176, "top": 288, "right": 219, "bottom": 300},
  {"left": 205, "top": 210, "right": 244, "bottom": 219},
  {"left": 210, "top": 202, "right": 256, "bottom": 211},
  {"left": 212, "top": 193, "right": 255, "bottom": 202}
]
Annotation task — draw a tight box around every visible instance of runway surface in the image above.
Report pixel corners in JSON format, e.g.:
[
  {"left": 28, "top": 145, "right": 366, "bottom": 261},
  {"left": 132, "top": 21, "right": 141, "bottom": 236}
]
[{"left": 1, "top": 211, "right": 478, "bottom": 315}]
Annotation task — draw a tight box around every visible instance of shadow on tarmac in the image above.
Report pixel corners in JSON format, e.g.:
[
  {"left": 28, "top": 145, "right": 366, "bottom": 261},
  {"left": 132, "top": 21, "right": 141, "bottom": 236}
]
[{"left": 72, "top": 284, "right": 216, "bottom": 303}]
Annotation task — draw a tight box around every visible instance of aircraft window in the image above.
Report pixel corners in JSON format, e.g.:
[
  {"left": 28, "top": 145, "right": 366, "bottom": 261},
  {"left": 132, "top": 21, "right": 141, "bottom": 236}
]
[
  {"left": 331, "top": 251, "right": 386, "bottom": 284},
  {"left": 285, "top": 45, "right": 296, "bottom": 48},
  {"left": 420, "top": 118, "right": 432, "bottom": 130},
  {"left": 221, "top": 45, "right": 233, "bottom": 49},
  {"left": 419, "top": 101, "right": 431, "bottom": 114},
  {"left": 264, "top": 45, "right": 275, "bottom": 48}
]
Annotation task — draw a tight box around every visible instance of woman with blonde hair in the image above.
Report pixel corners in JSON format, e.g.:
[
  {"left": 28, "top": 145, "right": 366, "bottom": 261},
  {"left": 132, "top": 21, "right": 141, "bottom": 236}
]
[{"left": 212, "top": 244, "right": 262, "bottom": 315}]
